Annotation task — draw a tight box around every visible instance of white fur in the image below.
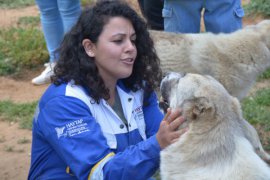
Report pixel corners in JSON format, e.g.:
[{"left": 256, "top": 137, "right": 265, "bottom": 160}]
[
  {"left": 151, "top": 20, "right": 270, "bottom": 100},
  {"left": 161, "top": 137, "right": 270, "bottom": 180},
  {"left": 160, "top": 73, "right": 270, "bottom": 180}
]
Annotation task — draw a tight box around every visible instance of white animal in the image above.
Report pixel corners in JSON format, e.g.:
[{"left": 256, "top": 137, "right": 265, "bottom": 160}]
[
  {"left": 151, "top": 20, "right": 270, "bottom": 100},
  {"left": 159, "top": 72, "right": 270, "bottom": 180}
]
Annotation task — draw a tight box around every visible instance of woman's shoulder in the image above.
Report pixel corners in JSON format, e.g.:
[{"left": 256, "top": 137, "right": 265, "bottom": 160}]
[{"left": 39, "top": 82, "right": 90, "bottom": 106}]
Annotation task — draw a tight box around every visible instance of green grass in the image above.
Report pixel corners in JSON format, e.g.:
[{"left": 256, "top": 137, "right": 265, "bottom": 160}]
[
  {"left": 0, "top": 100, "right": 37, "bottom": 129},
  {"left": 244, "top": 0, "right": 270, "bottom": 17},
  {"left": 258, "top": 68, "right": 270, "bottom": 80},
  {"left": 17, "top": 16, "right": 40, "bottom": 28},
  {"left": 3, "top": 145, "right": 14, "bottom": 152},
  {"left": 0, "top": 5, "right": 48, "bottom": 76},
  {"left": 0, "top": 27, "right": 48, "bottom": 75},
  {"left": 241, "top": 87, "right": 270, "bottom": 150},
  {"left": 17, "top": 137, "right": 31, "bottom": 144},
  {"left": 0, "top": 0, "right": 35, "bottom": 9},
  {"left": 0, "top": 0, "right": 95, "bottom": 76},
  {"left": 0, "top": 0, "right": 94, "bottom": 9},
  {"left": 0, "top": 0, "right": 95, "bottom": 9},
  {"left": 81, "top": 0, "right": 96, "bottom": 7},
  {"left": 242, "top": 89, "right": 270, "bottom": 128}
]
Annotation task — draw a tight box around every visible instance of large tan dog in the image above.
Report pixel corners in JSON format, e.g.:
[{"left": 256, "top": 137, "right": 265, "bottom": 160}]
[
  {"left": 159, "top": 72, "right": 270, "bottom": 180},
  {"left": 151, "top": 20, "right": 270, "bottom": 100}
]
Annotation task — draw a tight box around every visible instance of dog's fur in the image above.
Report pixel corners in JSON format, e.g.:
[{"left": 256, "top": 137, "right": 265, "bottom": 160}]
[
  {"left": 151, "top": 20, "right": 270, "bottom": 100},
  {"left": 160, "top": 72, "right": 270, "bottom": 180}
]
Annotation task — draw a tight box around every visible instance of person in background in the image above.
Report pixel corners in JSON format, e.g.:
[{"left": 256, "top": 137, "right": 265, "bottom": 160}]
[
  {"left": 162, "top": 0, "right": 245, "bottom": 33},
  {"left": 28, "top": 1, "right": 187, "bottom": 179},
  {"left": 32, "top": 0, "right": 81, "bottom": 85},
  {"left": 138, "top": 0, "right": 164, "bottom": 30}
]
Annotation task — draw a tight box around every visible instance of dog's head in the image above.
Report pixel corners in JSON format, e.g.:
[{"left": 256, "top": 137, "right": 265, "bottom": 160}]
[
  {"left": 256, "top": 20, "right": 270, "bottom": 50},
  {"left": 246, "top": 20, "right": 270, "bottom": 50},
  {"left": 160, "top": 72, "right": 242, "bottom": 131},
  {"left": 159, "top": 72, "right": 183, "bottom": 112}
]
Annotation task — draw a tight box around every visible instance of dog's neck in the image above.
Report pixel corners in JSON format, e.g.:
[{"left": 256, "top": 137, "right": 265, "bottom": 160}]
[{"left": 172, "top": 115, "right": 243, "bottom": 167}]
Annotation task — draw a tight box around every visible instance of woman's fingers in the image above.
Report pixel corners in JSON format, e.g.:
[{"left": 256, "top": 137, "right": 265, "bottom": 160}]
[
  {"left": 164, "top": 108, "right": 182, "bottom": 124},
  {"left": 163, "top": 108, "right": 171, "bottom": 121},
  {"left": 169, "top": 116, "right": 185, "bottom": 131},
  {"left": 171, "top": 127, "right": 189, "bottom": 143},
  {"left": 157, "top": 108, "right": 188, "bottom": 149}
]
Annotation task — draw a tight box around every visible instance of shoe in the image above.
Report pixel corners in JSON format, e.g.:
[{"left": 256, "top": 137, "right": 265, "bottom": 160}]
[{"left": 31, "top": 62, "right": 56, "bottom": 85}]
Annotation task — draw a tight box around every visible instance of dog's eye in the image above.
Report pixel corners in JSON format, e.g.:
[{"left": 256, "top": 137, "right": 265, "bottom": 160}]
[
  {"left": 159, "top": 101, "right": 169, "bottom": 113},
  {"left": 162, "top": 72, "right": 170, "bottom": 78}
]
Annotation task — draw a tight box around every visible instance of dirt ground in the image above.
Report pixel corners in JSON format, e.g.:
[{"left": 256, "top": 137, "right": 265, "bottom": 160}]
[{"left": 0, "top": 1, "right": 269, "bottom": 180}]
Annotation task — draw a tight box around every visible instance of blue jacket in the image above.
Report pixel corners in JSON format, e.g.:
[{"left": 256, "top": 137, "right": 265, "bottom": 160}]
[{"left": 28, "top": 81, "right": 164, "bottom": 180}]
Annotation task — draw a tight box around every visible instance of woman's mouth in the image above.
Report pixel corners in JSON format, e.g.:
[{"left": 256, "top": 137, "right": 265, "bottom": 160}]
[{"left": 121, "top": 58, "right": 135, "bottom": 65}]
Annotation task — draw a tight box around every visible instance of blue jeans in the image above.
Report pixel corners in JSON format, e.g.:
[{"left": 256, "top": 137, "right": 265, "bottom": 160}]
[
  {"left": 163, "top": 0, "right": 244, "bottom": 33},
  {"left": 35, "top": 0, "right": 81, "bottom": 62}
]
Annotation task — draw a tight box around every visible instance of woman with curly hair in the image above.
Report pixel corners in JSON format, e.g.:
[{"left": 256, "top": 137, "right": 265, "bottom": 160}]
[{"left": 28, "top": 1, "right": 186, "bottom": 179}]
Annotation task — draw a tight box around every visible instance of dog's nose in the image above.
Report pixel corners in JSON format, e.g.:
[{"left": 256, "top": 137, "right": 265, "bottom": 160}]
[{"left": 179, "top": 72, "right": 186, "bottom": 78}]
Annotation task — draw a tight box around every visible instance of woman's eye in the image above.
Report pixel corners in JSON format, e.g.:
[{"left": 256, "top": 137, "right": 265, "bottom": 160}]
[
  {"left": 131, "top": 39, "right": 136, "bottom": 44},
  {"left": 113, "top": 39, "right": 123, "bottom": 44}
]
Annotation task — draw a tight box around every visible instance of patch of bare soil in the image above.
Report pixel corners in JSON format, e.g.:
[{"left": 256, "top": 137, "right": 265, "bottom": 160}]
[
  {"left": 0, "top": 5, "right": 43, "bottom": 180},
  {"left": 0, "top": 70, "right": 48, "bottom": 180},
  {"left": 0, "top": 1, "right": 269, "bottom": 179},
  {"left": 248, "top": 79, "right": 270, "bottom": 97},
  {"left": 0, "top": 76, "right": 48, "bottom": 103},
  {"left": 0, "top": 5, "right": 39, "bottom": 28},
  {"left": 0, "top": 121, "right": 32, "bottom": 180}
]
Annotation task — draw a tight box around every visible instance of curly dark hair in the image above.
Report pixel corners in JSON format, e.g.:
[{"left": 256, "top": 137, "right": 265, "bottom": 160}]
[{"left": 52, "top": 0, "right": 162, "bottom": 103}]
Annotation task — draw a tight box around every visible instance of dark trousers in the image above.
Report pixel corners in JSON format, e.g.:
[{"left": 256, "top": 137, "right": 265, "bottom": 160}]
[{"left": 138, "top": 0, "right": 164, "bottom": 30}]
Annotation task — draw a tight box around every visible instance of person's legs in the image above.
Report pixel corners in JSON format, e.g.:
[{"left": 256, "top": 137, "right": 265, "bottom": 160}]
[
  {"left": 35, "top": 0, "right": 63, "bottom": 63},
  {"left": 32, "top": 0, "right": 81, "bottom": 85},
  {"left": 137, "top": 0, "right": 145, "bottom": 15},
  {"left": 163, "top": 0, "right": 203, "bottom": 33},
  {"left": 143, "top": 0, "right": 164, "bottom": 30},
  {"left": 57, "top": 0, "right": 81, "bottom": 33},
  {"left": 204, "top": 0, "right": 244, "bottom": 33},
  {"left": 32, "top": 0, "right": 62, "bottom": 85}
]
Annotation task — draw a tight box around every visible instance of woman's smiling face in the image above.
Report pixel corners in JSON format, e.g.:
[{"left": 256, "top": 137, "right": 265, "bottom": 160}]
[{"left": 90, "top": 16, "right": 137, "bottom": 85}]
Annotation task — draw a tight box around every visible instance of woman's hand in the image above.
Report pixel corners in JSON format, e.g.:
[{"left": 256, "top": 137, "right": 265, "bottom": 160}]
[{"left": 156, "top": 108, "right": 188, "bottom": 149}]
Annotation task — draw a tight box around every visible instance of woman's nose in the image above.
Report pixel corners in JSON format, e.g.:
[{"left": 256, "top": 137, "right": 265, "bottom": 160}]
[{"left": 125, "top": 40, "right": 136, "bottom": 52}]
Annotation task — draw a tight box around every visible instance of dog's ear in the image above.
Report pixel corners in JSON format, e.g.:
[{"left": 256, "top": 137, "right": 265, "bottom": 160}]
[
  {"left": 182, "top": 97, "right": 215, "bottom": 120},
  {"left": 231, "top": 97, "right": 242, "bottom": 117}
]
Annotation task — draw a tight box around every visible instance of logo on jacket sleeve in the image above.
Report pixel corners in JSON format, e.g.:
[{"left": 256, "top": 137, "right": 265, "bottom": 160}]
[
  {"left": 55, "top": 126, "right": 66, "bottom": 138},
  {"left": 55, "top": 119, "right": 90, "bottom": 139}
]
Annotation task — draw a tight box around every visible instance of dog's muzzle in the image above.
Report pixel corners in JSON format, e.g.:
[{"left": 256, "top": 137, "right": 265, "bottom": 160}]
[
  {"left": 159, "top": 99, "right": 169, "bottom": 113},
  {"left": 159, "top": 72, "right": 186, "bottom": 113}
]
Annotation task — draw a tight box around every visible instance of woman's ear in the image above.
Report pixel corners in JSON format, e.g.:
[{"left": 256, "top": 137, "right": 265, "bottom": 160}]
[{"left": 82, "top": 39, "right": 96, "bottom": 57}]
